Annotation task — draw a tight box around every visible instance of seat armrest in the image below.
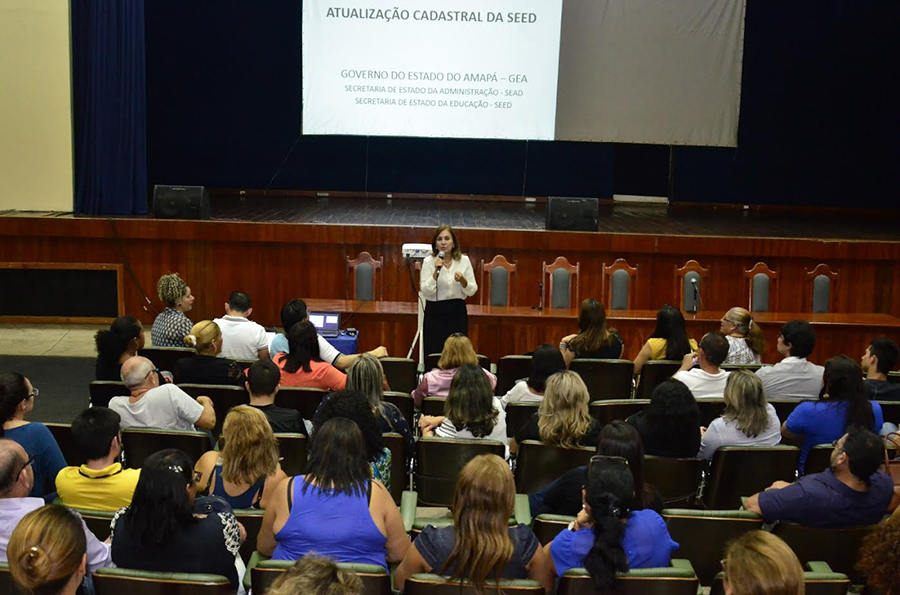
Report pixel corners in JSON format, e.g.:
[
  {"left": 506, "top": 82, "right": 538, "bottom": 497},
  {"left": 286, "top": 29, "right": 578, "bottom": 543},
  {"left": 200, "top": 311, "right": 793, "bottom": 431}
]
[
  {"left": 806, "top": 561, "right": 834, "bottom": 573},
  {"left": 244, "top": 551, "right": 270, "bottom": 591},
  {"left": 514, "top": 494, "right": 531, "bottom": 526},
  {"left": 670, "top": 559, "right": 696, "bottom": 574},
  {"left": 401, "top": 491, "right": 417, "bottom": 533}
]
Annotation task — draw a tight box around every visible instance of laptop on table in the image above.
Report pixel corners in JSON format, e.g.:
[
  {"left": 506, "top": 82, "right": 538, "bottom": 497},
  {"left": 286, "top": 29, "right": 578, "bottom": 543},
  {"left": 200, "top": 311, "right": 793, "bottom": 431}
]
[{"left": 309, "top": 311, "right": 340, "bottom": 338}]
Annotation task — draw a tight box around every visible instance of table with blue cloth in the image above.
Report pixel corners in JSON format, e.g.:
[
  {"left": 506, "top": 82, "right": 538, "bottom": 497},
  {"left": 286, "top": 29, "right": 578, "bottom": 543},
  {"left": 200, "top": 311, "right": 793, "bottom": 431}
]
[{"left": 325, "top": 332, "right": 357, "bottom": 355}]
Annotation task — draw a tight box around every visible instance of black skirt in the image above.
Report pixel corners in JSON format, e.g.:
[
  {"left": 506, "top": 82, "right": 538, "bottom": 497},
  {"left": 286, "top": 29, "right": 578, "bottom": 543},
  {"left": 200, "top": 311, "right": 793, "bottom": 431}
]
[{"left": 424, "top": 298, "right": 468, "bottom": 356}]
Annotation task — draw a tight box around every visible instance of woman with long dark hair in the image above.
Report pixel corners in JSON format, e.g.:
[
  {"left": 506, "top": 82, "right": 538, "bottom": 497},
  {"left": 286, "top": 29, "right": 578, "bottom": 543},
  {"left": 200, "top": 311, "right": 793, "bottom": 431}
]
[
  {"left": 626, "top": 378, "right": 701, "bottom": 457},
  {"left": 393, "top": 454, "right": 553, "bottom": 594},
  {"left": 632, "top": 305, "right": 698, "bottom": 376},
  {"left": 783, "top": 355, "right": 884, "bottom": 471},
  {"left": 94, "top": 316, "right": 145, "bottom": 380},
  {"left": 274, "top": 321, "right": 346, "bottom": 390},
  {"left": 501, "top": 342, "right": 567, "bottom": 406},
  {"left": 559, "top": 299, "right": 624, "bottom": 365},
  {"left": 545, "top": 456, "right": 678, "bottom": 589},
  {"left": 110, "top": 449, "right": 243, "bottom": 587}
]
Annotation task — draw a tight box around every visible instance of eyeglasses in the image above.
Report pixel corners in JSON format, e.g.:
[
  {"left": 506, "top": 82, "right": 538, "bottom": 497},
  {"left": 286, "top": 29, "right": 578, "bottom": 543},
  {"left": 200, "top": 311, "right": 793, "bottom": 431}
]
[
  {"left": 16, "top": 455, "right": 35, "bottom": 482},
  {"left": 144, "top": 368, "right": 161, "bottom": 380},
  {"left": 28, "top": 388, "right": 39, "bottom": 399}
]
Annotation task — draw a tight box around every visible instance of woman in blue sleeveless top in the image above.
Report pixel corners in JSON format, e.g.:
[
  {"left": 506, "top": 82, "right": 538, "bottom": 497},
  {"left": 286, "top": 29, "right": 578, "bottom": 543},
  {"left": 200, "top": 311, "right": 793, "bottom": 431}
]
[{"left": 257, "top": 417, "right": 409, "bottom": 567}]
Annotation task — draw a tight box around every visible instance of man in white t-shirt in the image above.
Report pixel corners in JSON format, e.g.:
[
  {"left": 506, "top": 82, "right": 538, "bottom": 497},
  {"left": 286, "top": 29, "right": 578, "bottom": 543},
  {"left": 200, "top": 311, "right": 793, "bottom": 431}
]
[
  {"left": 674, "top": 331, "right": 731, "bottom": 399},
  {"left": 214, "top": 291, "right": 270, "bottom": 361},
  {"left": 109, "top": 357, "right": 216, "bottom": 431},
  {"left": 755, "top": 320, "right": 824, "bottom": 400}
]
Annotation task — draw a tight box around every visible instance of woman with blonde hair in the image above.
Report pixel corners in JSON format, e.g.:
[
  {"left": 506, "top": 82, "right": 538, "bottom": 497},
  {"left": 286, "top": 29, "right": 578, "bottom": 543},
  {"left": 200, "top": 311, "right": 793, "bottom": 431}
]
[
  {"left": 151, "top": 272, "right": 195, "bottom": 347},
  {"left": 411, "top": 333, "right": 496, "bottom": 405},
  {"left": 393, "top": 454, "right": 553, "bottom": 594},
  {"left": 699, "top": 371, "right": 781, "bottom": 459},
  {"left": 720, "top": 307, "right": 767, "bottom": 364},
  {"left": 722, "top": 531, "right": 804, "bottom": 595},
  {"left": 559, "top": 299, "right": 624, "bottom": 365},
  {"left": 174, "top": 320, "right": 243, "bottom": 385},
  {"left": 268, "top": 554, "right": 363, "bottom": 595},
  {"left": 8, "top": 505, "right": 87, "bottom": 595},
  {"left": 194, "top": 405, "right": 287, "bottom": 509},
  {"left": 511, "top": 370, "right": 600, "bottom": 454}
]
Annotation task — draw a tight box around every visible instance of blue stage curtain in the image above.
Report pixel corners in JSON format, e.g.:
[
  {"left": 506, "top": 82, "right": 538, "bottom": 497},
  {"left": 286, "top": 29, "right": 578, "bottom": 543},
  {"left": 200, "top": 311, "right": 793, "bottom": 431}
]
[{"left": 72, "top": 0, "right": 147, "bottom": 215}]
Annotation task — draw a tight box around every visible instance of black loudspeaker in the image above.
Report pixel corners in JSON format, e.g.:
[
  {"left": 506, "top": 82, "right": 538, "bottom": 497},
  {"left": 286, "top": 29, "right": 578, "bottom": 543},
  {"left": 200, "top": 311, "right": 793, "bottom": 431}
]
[
  {"left": 152, "top": 185, "right": 210, "bottom": 220},
  {"left": 546, "top": 197, "right": 599, "bottom": 231}
]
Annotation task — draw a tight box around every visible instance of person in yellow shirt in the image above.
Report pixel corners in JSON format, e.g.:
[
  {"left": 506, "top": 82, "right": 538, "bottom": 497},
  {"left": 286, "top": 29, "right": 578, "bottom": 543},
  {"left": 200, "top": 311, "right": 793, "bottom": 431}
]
[{"left": 55, "top": 408, "right": 139, "bottom": 511}]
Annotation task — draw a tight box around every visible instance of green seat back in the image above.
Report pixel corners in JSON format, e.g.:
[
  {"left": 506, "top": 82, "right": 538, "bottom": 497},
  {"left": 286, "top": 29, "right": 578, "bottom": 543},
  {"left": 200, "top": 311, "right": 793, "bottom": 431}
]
[
  {"left": 514, "top": 441, "right": 594, "bottom": 494},
  {"left": 704, "top": 446, "right": 799, "bottom": 509},
  {"left": 93, "top": 567, "right": 232, "bottom": 595},
  {"left": 122, "top": 427, "right": 209, "bottom": 470},
  {"left": 635, "top": 361, "right": 681, "bottom": 400},
  {"left": 414, "top": 438, "right": 505, "bottom": 507}
]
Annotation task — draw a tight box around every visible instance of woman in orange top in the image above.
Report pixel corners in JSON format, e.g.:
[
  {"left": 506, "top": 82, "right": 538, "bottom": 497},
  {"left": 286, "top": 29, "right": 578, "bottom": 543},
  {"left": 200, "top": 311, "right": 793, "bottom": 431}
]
[{"left": 274, "top": 321, "right": 347, "bottom": 391}]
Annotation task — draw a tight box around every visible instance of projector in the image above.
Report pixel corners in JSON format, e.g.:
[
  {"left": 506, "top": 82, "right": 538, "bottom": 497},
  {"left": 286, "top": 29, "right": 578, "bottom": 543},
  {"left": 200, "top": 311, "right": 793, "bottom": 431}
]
[{"left": 402, "top": 243, "right": 432, "bottom": 260}]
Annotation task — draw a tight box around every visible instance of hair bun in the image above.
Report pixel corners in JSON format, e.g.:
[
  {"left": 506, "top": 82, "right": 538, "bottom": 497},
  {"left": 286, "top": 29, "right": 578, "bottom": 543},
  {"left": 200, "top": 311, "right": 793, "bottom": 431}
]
[
  {"left": 184, "top": 334, "right": 197, "bottom": 347},
  {"left": 20, "top": 546, "right": 50, "bottom": 580}
]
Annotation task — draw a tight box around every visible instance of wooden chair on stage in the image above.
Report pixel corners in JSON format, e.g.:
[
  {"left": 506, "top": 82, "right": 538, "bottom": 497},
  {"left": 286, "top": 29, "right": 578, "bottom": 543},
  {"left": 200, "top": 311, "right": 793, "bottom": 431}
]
[
  {"left": 674, "top": 260, "right": 710, "bottom": 313},
  {"left": 346, "top": 251, "right": 384, "bottom": 301},
  {"left": 543, "top": 257, "right": 580, "bottom": 310},
  {"left": 745, "top": 262, "right": 779, "bottom": 313},
  {"left": 603, "top": 258, "right": 638, "bottom": 310},
  {"left": 480, "top": 255, "right": 517, "bottom": 306},
  {"left": 804, "top": 263, "right": 839, "bottom": 313}
]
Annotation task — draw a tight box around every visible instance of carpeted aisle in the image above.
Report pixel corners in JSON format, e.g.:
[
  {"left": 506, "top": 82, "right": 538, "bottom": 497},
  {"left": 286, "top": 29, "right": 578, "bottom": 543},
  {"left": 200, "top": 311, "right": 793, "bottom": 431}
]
[{"left": 0, "top": 356, "right": 95, "bottom": 424}]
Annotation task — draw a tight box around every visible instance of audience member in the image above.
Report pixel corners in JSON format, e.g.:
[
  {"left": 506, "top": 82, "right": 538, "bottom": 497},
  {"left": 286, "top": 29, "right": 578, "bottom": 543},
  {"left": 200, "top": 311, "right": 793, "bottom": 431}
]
[
  {"left": 862, "top": 337, "right": 900, "bottom": 401},
  {"left": 559, "top": 298, "right": 624, "bottom": 366},
  {"left": 782, "top": 355, "right": 884, "bottom": 470},
  {"left": 258, "top": 418, "right": 409, "bottom": 567},
  {"left": 7, "top": 505, "right": 87, "bottom": 595},
  {"left": 633, "top": 305, "right": 698, "bottom": 375},
  {"left": 175, "top": 320, "right": 244, "bottom": 385},
  {"left": 110, "top": 356, "right": 216, "bottom": 431},
  {"left": 530, "top": 421, "right": 663, "bottom": 517},
  {"left": 0, "top": 373, "right": 66, "bottom": 500},
  {"left": 245, "top": 359, "right": 305, "bottom": 435},
  {"left": 627, "top": 379, "right": 701, "bottom": 457},
  {"left": 94, "top": 316, "right": 145, "bottom": 381},
  {"left": 721, "top": 531, "right": 803, "bottom": 595},
  {"left": 856, "top": 510, "right": 900, "bottom": 595},
  {"left": 419, "top": 364, "right": 508, "bottom": 458},
  {"left": 699, "top": 371, "right": 781, "bottom": 460},
  {"left": 674, "top": 331, "right": 731, "bottom": 399},
  {"left": 393, "top": 454, "right": 552, "bottom": 593},
  {"left": 511, "top": 370, "right": 601, "bottom": 454},
  {"left": 214, "top": 291, "right": 270, "bottom": 361},
  {"left": 0, "top": 439, "right": 111, "bottom": 571},
  {"left": 195, "top": 406, "right": 287, "bottom": 509},
  {"left": 274, "top": 321, "right": 347, "bottom": 391},
  {"left": 411, "top": 333, "right": 496, "bottom": 405},
  {"left": 55, "top": 408, "right": 140, "bottom": 511},
  {"left": 745, "top": 426, "right": 893, "bottom": 527},
  {"left": 110, "top": 449, "right": 243, "bottom": 587},
  {"left": 150, "top": 272, "right": 194, "bottom": 347},
  {"left": 545, "top": 456, "right": 678, "bottom": 589},
  {"left": 500, "top": 343, "right": 566, "bottom": 407},
  {"left": 755, "top": 320, "right": 823, "bottom": 399},
  {"left": 270, "top": 298, "right": 387, "bottom": 370},
  {"left": 719, "top": 307, "right": 766, "bottom": 365},
  {"left": 267, "top": 554, "right": 364, "bottom": 595}
]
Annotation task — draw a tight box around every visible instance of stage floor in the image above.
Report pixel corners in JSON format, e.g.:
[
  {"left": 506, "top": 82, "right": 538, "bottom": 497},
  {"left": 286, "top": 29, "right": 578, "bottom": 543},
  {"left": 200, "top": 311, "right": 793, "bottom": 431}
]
[{"left": 4, "top": 196, "right": 900, "bottom": 241}]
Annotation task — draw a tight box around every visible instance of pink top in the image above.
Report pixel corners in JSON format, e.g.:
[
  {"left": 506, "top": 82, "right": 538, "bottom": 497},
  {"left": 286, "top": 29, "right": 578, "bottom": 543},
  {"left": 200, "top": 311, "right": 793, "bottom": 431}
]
[
  {"left": 411, "top": 367, "right": 498, "bottom": 406},
  {"left": 275, "top": 354, "right": 347, "bottom": 391}
]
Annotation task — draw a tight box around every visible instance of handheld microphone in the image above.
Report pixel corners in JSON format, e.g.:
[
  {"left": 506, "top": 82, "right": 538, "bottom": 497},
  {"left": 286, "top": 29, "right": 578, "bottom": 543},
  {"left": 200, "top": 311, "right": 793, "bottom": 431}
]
[{"left": 436, "top": 250, "right": 445, "bottom": 271}]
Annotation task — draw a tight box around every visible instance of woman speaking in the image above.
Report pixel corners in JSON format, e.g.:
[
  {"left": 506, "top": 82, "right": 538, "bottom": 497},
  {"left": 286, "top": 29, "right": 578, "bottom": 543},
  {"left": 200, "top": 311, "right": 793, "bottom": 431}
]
[{"left": 420, "top": 225, "right": 477, "bottom": 356}]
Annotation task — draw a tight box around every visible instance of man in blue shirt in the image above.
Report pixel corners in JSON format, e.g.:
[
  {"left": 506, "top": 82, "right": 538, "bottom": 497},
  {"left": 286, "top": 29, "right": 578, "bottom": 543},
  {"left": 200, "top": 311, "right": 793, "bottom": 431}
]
[{"left": 745, "top": 426, "right": 892, "bottom": 528}]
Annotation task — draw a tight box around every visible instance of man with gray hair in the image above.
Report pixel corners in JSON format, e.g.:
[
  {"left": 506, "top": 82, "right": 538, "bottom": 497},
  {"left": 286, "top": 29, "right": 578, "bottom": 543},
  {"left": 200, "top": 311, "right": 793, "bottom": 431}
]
[
  {"left": 109, "top": 356, "right": 215, "bottom": 431},
  {"left": 0, "top": 439, "right": 111, "bottom": 570}
]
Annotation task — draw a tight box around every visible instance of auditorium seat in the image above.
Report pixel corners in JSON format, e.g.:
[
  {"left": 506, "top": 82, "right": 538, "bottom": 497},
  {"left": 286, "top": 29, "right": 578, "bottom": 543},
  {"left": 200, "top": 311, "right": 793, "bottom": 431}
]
[
  {"left": 380, "top": 357, "right": 418, "bottom": 394},
  {"left": 696, "top": 399, "right": 726, "bottom": 427},
  {"left": 383, "top": 391, "right": 414, "bottom": 429},
  {"left": 413, "top": 437, "right": 505, "bottom": 507},
  {"left": 421, "top": 396, "right": 446, "bottom": 417},
  {"left": 274, "top": 433, "right": 307, "bottom": 477},
  {"left": 506, "top": 403, "right": 539, "bottom": 438},
  {"left": 89, "top": 380, "right": 127, "bottom": 409},
  {"left": 496, "top": 355, "right": 532, "bottom": 396},
  {"left": 879, "top": 400, "right": 900, "bottom": 425},
  {"left": 590, "top": 399, "right": 649, "bottom": 425},
  {"left": 139, "top": 346, "right": 195, "bottom": 373},
  {"left": 803, "top": 444, "right": 835, "bottom": 476},
  {"left": 407, "top": 575, "right": 544, "bottom": 595},
  {"left": 703, "top": 446, "right": 800, "bottom": 509},
  {"left": 543, "top": 256, "right": 580, "bottom": 309},
  {"left": 346, "top": 251, "right": 384, "bottom": 301},
  {"left": 424, "top": 353, "right": 491, "bottom": 373},
  {"left": 45, "top": 422, "right": 85, "bottom": 466},
  {"left": 532, "top": 514, "right": 573, "bottom": 545},
  {"left": 569, "top": 359, "right": 634, "bottom": 401},
  {"left": 643, "top": 456, "right": 706, "bottom": 508},
  {"left": 635, "top": 361, "right": 681, "bottom": 400},
  {"left": 253, "top": 559, "right": 391, "bottom": 595},
  {"left": 383, "top": 432, "right": 407, "bottom": 503},
  {"left": 557, "top": 561, "right": 700, "bottom": 595},
  {"left": 710, "top": 564, "right": 850, "bottom": 595},
  {"left": 232, "top": 508, "right": 264, "bottom": 565},
  {"left": 0, "top": 563, "right": 14, "bottom": 594},
  {"left": 772, "top": 522, "right": 878, "bottom": 584},
  {"left": 514, "top": 441, "right": 594, "bottom": 494},
  {"left": 662, "top": 508, "right": 764, "bottom": 585},
  {"left": 178, "top": 383, "right": 248, "bottom": 436},
  {"left": 721, "top": 363, "right": 765, "bottom": 372},
  {"left": 480, "top": 254, "right": 517, "bottom": 307},
  {"left": 770, "top": 399, "right": 803, "bottom": 424},
  {"left": 122, "top": 427, "right": 209, "bottom": 469},
  {"left": 65, "top": 505, "right": 115, "bottom": 541},
  {"left": 274, "top": 386, "right": 328, "bottom": 422},
  {"left": 93, "top": 567, "right": 232, "bottom": 595}
]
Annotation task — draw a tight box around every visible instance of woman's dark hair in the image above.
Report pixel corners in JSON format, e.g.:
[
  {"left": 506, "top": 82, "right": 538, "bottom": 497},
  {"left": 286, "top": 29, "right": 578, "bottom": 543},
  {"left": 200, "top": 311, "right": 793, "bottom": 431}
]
[
  {"left": 823, "top": 355, "right": 874, "bottom": 431},
  {"left": 645, "top": 379, "right": 700, "bottom": 444},
  {"left": 95, "top": 316, "right": 142, "bottom": 365},
  {"left": 583, "top": 457, "right": 634, "bottom": 590},
  {"left": 568, "top": 299, "right": 616, "bottom": 353},
  {"left": 305, "top": 417, "right": 372, "bottom": 497},
  {"left": 430, "top": 225, "right": 462, "bottom": 261},
  {"left": 284, "top": 321, "right": 321, "bottom": 374},
  {"left": 650, "top": 305, "right": 692, "bottom": 361},
  {"left": 313, "top": 389, "right": 384, "bottom": 463},
  {"left": 596, "top": 421, "right": 648, "bottom": 511},
  {"left": 445, "top": 364, "right": 498, "bottom": 438},
  {"left": 0, "top": 373, "right": 29, "bottom": 438},
  {"left": 124, "top": 449, "right": 196, "bottom": 547},
  {"left": 280, "top": 299, "right": 308, "bottom": 334},
  {"left": 527, "top": 343, "right": 567, "bottom": 393}
]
